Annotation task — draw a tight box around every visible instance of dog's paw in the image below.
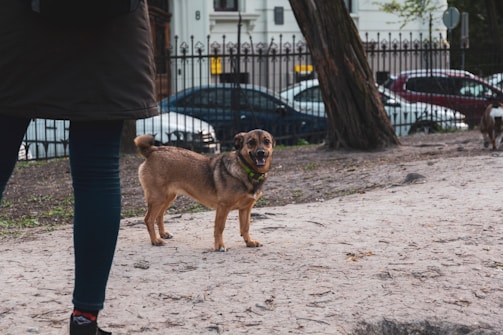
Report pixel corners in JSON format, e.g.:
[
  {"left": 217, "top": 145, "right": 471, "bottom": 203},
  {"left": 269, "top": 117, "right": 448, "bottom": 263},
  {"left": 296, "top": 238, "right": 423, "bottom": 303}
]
[
  {"left": 214, "top": 243, "right": 227, "bottom": 252},
  {"left": 160, "top": 232, "right": 174, "bottom": 239},
  {"left": 246, "top": 240, "right": 262, "bottom": 248},
  {"left": 151, "top": 238, "right": 166, "bottom": 246}
]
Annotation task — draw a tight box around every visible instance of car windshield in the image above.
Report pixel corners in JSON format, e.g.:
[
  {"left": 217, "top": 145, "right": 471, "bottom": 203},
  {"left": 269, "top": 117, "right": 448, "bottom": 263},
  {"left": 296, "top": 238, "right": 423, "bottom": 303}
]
[
  {"left": 457, "top": 80, "right": 485, "bottom": 97},
  {"left": 252, "top": 85, "right": 292, "bottom": 105},
  {"left": 293, "top": 86, "right": 323, "bottom": 102}
]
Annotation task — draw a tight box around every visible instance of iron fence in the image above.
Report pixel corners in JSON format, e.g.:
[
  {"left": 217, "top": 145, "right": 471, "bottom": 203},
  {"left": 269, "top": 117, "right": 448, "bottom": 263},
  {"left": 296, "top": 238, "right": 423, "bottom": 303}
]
[{"left": 21, "top": 32, "right": 501, "bottom": 160}]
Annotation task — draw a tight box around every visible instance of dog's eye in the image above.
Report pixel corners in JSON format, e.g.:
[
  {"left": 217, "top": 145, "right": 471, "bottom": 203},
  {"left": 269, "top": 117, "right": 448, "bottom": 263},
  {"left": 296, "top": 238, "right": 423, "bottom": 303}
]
[
  {"left": 248, "top": 139, "right": 256, "bottom": 147},
  {"left": 264, "top": 138, "right": 271, "bottom": 145}
]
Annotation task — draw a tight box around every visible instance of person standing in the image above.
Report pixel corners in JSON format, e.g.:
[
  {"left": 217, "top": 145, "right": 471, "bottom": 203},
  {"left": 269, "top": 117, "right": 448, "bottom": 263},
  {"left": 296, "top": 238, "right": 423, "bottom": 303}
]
[{"left": 0, "top": 1, "right": 158, "bottom": 334}]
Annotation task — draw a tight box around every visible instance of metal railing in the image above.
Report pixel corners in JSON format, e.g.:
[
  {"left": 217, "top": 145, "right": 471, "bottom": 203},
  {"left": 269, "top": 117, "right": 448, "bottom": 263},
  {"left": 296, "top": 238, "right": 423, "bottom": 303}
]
[{"left": 22, "top": 32, "right": 501, "bottom": 160}]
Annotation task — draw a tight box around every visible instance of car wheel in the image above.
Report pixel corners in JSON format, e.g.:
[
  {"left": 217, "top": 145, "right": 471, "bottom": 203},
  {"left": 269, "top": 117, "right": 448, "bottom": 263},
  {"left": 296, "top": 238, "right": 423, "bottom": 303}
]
[{"left": 408, "top": 120, "right": 441, "bottom": 135}]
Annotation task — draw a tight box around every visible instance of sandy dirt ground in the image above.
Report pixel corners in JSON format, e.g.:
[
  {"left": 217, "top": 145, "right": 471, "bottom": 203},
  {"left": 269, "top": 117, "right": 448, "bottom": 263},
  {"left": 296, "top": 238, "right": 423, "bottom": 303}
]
[{"left": 1, "top": 131, "right": 503, "bottom": 334}]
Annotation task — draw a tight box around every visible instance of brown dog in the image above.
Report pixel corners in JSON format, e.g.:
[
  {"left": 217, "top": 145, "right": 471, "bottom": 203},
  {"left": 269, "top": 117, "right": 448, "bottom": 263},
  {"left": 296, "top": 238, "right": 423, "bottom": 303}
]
[
  {"left": 134, "top": 129, "right": 274, "bottom": 251},
  {"left": 480, "top": 102, "right": 503, "bottom": 150}
]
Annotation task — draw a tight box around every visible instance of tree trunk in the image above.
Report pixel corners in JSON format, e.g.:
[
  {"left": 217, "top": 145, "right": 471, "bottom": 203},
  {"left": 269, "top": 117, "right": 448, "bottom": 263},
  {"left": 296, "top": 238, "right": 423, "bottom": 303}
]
[
  {"left": 120, "top": 119, "right": 137, "bottom": 154},
  {"left": 289, "top": 0, "right": 399, "bottom": 150}
]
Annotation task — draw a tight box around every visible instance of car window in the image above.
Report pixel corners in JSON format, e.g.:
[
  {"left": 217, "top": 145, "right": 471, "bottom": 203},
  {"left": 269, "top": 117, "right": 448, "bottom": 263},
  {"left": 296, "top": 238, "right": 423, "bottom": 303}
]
[
  {"left": 294, "top": 86, "right": 323, "bottom": 102},
  {"left": 178, "top": 88, "right": 232, "bottom": 108},
  {"left": 454, "top": 78, "right": 493, "bottom": 98},
  {"left": 240, "top": 89, "right": 282, "bottom": 113},
  {"left": 405, "top": 77, "right": 453, "bottom": 94}
]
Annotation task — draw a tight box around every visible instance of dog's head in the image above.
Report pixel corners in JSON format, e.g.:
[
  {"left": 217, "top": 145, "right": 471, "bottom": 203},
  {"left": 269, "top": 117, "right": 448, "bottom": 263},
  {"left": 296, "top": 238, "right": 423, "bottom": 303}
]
[{"left": 234, "top": 129, "right": 275, "bottom": 174}]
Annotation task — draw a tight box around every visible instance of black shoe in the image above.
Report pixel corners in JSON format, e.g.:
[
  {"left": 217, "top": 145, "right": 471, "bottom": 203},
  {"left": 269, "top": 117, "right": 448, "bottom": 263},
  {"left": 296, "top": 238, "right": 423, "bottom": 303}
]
[{"left": 69, "top": 315, "right": 111, "bottom": 335}]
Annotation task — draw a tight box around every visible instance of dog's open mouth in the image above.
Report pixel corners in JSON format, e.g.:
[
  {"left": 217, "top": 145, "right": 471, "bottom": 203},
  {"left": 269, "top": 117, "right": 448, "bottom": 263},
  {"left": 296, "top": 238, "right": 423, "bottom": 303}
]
[
  {"left": 255, "top": 157, "right": 267, "bottom": 166},
  {"left": 250, "top": 152, "right": 268, "bottom": 167}
]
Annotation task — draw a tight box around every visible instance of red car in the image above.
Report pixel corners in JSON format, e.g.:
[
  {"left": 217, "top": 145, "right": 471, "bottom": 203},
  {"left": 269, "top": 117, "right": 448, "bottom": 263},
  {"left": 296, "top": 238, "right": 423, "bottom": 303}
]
[{"left": 384, "top": 69, "right": 503, "bottom": 128}]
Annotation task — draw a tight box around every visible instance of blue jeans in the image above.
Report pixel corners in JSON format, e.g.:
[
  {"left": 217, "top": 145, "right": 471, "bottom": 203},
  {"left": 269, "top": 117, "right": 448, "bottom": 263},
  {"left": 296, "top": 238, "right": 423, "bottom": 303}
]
[{"left": 0, "top": 115, "right": 124, "bottom": 311}]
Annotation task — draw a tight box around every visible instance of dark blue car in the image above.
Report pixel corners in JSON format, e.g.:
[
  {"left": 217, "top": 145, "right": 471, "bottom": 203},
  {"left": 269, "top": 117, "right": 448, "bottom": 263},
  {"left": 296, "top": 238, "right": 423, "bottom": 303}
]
[{"left": 159, "top": 84, "right": 327, "bottom": 147}]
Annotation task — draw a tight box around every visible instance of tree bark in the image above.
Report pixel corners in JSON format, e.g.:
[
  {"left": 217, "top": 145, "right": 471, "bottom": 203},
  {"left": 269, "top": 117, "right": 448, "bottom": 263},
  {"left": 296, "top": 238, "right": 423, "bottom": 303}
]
[
  {"left": 289, "top": 0, "right": 399, "bottom": 150},
  {"left": 120, "top": 119, "right": 137, "bottom": 154}
]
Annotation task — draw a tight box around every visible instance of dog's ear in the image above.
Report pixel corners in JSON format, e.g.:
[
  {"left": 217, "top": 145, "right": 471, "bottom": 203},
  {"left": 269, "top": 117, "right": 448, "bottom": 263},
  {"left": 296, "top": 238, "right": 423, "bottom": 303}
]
[
  {"left": 263, "top": 131, "right": 275, "bottom": 148},
  {"left": 233, "top": 132, "right": 246, "bottom": 150}
]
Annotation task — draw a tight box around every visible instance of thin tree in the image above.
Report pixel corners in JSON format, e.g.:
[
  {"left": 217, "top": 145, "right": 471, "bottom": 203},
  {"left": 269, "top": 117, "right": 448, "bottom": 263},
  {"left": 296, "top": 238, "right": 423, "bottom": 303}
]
[
  {"left": 381, "top": 0, "right": 503, "bottom": 75},
  {"left": 121, "top": 120, "right": 138, "bottom": 154},
  {"left": 289, "top": 0, "right": 399, "bottom": 150},
  {"left": 484, "top": 0, "right": 503, "bottom": 68}
]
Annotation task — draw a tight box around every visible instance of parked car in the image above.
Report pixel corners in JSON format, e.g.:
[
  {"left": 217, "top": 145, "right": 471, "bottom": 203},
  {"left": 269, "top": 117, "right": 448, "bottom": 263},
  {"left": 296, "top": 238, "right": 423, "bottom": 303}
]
[
  {"left": 158, "top": 84, "right": 327, "bottom": 147},
  {"left": 378, "top": 87, "right": 468, "bottom": 135},
  {"left": 384, "top": 69, "right": 503, "bottom": 128},
  {"left": 280, "top": 79, "right": 467, "bottom": 136},
  {"left": 136, "top": 113, "right": 219, "bottom": 153},
  {"left": 18, "top": 119, "right": 70, "bottom": 160},
  {"left": 18, "top": 112, "right": 219, "bottom": 160}
]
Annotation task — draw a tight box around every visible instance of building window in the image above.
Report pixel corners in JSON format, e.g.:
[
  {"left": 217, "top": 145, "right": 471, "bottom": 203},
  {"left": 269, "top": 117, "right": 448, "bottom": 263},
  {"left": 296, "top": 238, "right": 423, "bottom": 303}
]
[
  {"left": 274, "top": 7, "right": 284, "bottom": 25},
  {"left": 214, "top": 0, "right": 238, "bottom": 11}
]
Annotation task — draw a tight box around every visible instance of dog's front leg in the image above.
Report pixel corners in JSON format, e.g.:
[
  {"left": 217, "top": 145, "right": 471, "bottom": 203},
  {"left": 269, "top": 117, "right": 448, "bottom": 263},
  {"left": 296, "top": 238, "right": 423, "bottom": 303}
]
[
  {"left": 495, "top": 132, "right": 503, "bottom": 150},
  {"left": 214, "top": 206, "right": 231, "bottom": 251},
  {"left": 239, "top": 206, "right": 261, "bottom": 248},
  {"left": 483, "top": 133, "right": 490, "bottom": 148},
  {"left": 488, "top": 126, "right": 498, "bottom": 150}
]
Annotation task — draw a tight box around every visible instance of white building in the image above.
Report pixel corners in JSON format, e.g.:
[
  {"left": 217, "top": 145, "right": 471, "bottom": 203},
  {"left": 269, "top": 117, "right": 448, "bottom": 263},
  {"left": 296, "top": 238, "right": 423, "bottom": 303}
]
[{"left": 168, "top": 0, "right": 448, "bottom": 46}]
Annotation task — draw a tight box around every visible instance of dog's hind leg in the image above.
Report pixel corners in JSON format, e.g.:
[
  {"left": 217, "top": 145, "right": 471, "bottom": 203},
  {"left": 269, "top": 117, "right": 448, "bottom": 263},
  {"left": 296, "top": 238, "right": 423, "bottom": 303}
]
[
  {"left": 239, "top": 205, "right": 262, "bottom": 248},
  {"left": 480, "top": 117, "right": 490, "bottom": 148},
  {"left": 495, "top": 133, "right": 503, "bottom": 150},
  {"left": 214, "top": 206, "right": 231, "bottom": 251},
  {"left": 156, "top": 193, "right": 176, "bottom": 240},
  {"left": 494, "top": 117, "right": 503, "bottom": 150},
  {"left": 144, "top": 202, "right": 166, "bottom": 246}
]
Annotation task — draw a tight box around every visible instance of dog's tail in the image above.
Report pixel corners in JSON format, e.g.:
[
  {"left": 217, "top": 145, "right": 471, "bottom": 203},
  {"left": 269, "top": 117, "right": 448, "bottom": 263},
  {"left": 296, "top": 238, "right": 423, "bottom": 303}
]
[{"left": 134, "top": 134, "right": 156, "bottom": 158}]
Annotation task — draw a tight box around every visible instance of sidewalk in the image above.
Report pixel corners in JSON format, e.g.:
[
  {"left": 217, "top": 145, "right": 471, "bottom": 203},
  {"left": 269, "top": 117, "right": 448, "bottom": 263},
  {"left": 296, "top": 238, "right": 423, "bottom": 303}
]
[{"left": 1, "top": 155, "right": 502, "bottom": 334}]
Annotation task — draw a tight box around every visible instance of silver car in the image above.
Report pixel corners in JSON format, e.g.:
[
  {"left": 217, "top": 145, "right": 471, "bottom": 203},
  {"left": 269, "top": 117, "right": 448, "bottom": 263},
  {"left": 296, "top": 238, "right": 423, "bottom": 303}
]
[
  {"left": 280, "top": 79, "right": 468, "bottom": 136},
  {"left": 19, "top": 112, "right": 219, "bottom": 160}
]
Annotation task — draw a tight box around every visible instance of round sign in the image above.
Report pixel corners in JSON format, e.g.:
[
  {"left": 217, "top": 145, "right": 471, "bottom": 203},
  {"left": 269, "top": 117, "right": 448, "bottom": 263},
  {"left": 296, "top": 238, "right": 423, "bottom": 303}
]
[{"left": 443, "top": 7, "right": 460, "bottom": 30}]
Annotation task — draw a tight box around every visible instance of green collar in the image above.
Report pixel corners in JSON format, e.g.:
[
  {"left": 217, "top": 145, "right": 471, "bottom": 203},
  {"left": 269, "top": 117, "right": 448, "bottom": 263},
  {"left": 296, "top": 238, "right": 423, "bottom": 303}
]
[{"left": 242, "top": 164, "right": 265, "bottom": 181}]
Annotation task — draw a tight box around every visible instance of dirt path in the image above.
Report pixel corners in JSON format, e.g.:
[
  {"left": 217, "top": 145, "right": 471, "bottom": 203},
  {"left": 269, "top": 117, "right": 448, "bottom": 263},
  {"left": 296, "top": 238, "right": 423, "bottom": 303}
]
[{"left": 1, "top": 149, "right": 502, "bottom": 334}]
